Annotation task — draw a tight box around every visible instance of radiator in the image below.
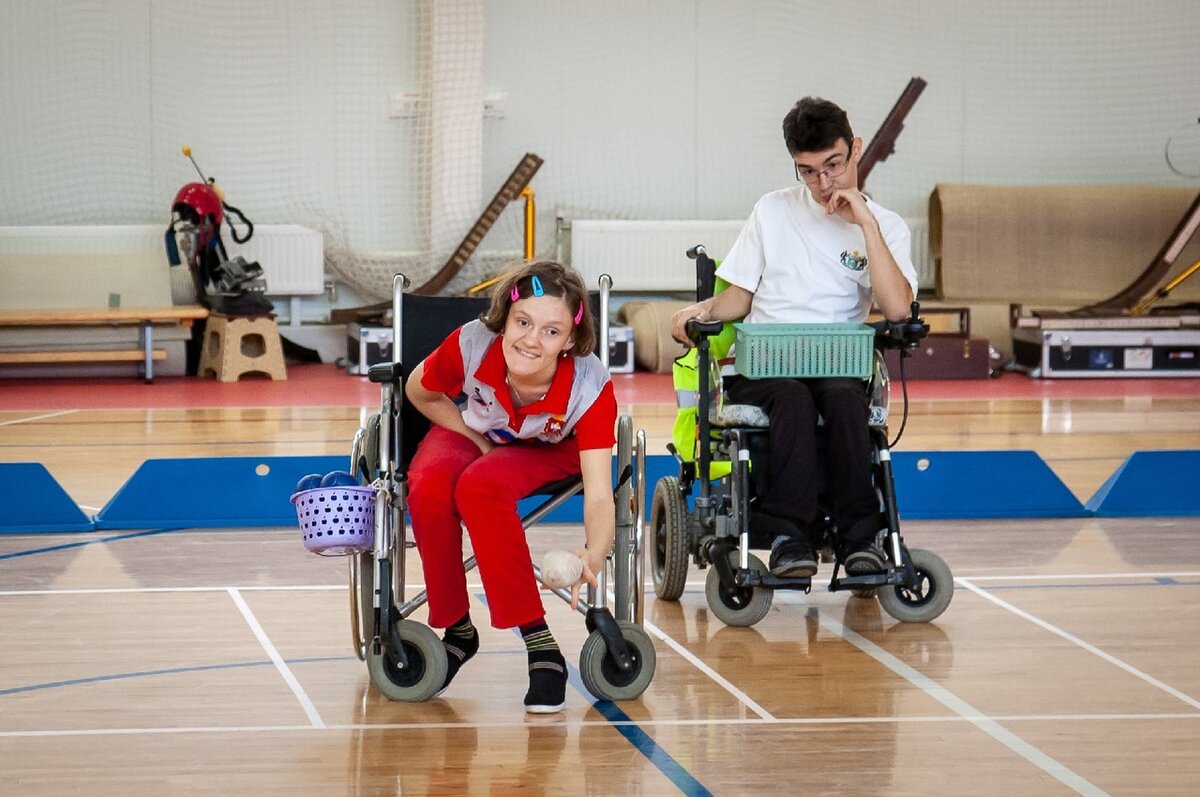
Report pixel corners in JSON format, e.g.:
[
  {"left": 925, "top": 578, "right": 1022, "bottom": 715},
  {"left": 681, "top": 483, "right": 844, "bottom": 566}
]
[
  {"left": 570, "top": 220, "right": 744, "bottom": 292},
  {"left": 907, "top": 217, "right": 935, "bottom": 291},
  {"left": 570, "top": 218, "right": 936, "bottom": 293},
  {"left": 0, "top": 224, "right": 326, "bottom": 295}
]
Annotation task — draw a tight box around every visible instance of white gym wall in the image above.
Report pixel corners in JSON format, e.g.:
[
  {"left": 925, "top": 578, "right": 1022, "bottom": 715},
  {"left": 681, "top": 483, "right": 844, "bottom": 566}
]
[{"left": 1, "top": 1, "right": 1197, "bottom": 298}]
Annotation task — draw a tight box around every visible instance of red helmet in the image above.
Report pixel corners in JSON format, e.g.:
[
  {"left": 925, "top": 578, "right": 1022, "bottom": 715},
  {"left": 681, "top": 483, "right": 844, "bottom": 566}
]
[{"left": 172, "top": 182, "right": 224, "bottom": 227}]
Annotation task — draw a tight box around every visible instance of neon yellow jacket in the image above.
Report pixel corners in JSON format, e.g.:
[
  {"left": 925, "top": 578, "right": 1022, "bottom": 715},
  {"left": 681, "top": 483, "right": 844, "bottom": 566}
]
[{"left": 670, "top": 277, "right": 738, "bottom": 478}]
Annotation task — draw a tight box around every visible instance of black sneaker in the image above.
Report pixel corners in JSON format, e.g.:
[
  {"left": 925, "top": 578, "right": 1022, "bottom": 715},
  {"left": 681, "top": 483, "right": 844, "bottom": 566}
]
[
  {"left": 434, "top": 628, "right": 479, "bottom": 697},
  {"left": 844, "top": 546, "right": 885, "bottom": 576},
  {"left": 768, "top": 537, "right": 818, "bottom": 578},
  {"left": 524, "top": 652, "right": 567, "bottom": 714}
]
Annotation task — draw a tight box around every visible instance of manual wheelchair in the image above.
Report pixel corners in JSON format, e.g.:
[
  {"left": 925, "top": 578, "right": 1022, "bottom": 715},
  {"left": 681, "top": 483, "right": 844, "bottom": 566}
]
[
  {"left": 649, "top": 245, "right": 954, "bottom": 628},
  {"left": 345, "top": 273, "right": 655, "bottom": 702}
]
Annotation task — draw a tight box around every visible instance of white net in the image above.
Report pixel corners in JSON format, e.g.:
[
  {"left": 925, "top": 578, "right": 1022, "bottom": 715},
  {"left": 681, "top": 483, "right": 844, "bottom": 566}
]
[{"left": 0, "top": 0, "right": 494, "bottom": 303}]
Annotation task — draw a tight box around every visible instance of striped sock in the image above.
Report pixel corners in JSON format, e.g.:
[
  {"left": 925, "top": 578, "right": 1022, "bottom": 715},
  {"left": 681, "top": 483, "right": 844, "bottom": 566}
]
[{"left": 519, "top": 619, "right": 560, "bottom": 655}]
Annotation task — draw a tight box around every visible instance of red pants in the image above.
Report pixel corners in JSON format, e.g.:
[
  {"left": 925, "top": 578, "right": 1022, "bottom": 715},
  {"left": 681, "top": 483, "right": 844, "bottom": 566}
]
[{"left": 407, "top": 425, "right": 582, "bottom": 629}]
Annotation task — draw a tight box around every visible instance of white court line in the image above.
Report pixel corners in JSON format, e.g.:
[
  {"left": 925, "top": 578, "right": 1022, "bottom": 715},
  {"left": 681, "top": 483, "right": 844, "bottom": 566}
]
[
  {"left": 4, "top": 711, "right": 1197, "bottom": 739},
  {"left": 641, "top": 619, "right": 774, "bottom": 720},
  {"left": 958, "top": 578, "right": 1200, "bottom": 711},
  {"left": 0, "top": 409, "right": 78, "bottom": 427},
  {"left": 0, "top": 585, "right": 348, "bottom": 597},
  {"left": 4, "top": 569, "right": 1200, "bottom": 599},
  {"left": 814, "top": 608, "right": 1107, "bottom": 797},
  {"left": 226, "top": 587, "right": 326, "bottom": 729},
  {"left": 956, "top": 572, "right": 1200, "bottom": 582}
]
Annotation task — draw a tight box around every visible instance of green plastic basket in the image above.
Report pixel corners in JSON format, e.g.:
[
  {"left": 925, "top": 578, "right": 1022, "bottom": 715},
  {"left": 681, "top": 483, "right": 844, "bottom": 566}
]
[{"left": 733, "top": 323, "right": 875, "bottom": 379}]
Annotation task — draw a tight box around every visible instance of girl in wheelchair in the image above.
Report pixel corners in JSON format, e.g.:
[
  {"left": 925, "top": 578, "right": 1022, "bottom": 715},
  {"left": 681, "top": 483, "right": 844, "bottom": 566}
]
[{"left": 403, "top": 260, "right": 617, "bottom": 713}]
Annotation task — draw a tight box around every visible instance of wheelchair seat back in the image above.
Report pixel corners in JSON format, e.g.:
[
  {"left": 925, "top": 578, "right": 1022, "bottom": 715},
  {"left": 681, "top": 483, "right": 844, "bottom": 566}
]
[{"left": 385, "top": 289, "right": 603, "bottom": 479}]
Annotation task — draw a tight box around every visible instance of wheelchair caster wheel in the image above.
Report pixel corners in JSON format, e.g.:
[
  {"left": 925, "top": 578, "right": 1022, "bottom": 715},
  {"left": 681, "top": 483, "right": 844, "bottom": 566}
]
[
  {"left": 705, "top": 551, "right": 773, "bottom": 628},
  {"left": 878, "top": 547, "right": 954, "bottom": 624},
  {"left": 366, "top": 619, "right": 449, "bottom": 701},
  {"left": 650, "top": 476, "right": 689, "bottom": 601},
  {"left": 579, "top": 622, "right": 656, "bottom": 701}
]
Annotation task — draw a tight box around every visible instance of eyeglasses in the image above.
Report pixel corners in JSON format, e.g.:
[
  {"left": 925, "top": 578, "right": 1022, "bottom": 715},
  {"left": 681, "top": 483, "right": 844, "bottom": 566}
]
[{"left": 794, "top": 154, "right": 850, "bottom": 184}]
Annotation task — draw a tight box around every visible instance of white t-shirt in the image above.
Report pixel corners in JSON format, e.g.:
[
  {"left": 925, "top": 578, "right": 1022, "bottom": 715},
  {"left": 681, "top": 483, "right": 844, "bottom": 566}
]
[{"left": 716, "top": 185, "right": 917, "bottom": 324}]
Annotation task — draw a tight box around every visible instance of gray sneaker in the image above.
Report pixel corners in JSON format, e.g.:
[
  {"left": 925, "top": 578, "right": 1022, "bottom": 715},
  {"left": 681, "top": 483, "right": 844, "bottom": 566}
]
[
  {"left": 769, "top": 538, "right": 818, "bottom": 578},
  {"left": 844, "top": 547, "right": 885, "bottom": 576}
]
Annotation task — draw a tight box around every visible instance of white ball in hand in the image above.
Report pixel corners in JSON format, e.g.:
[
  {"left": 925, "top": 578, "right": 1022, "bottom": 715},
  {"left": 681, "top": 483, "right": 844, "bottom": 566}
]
[{"left": 540, "top": 549, "right": 583, "bottom": 589}]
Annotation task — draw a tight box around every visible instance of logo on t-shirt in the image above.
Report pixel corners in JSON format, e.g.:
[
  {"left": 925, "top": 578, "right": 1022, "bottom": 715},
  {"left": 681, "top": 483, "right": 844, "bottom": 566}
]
[
  {"left": 840, "top": 249, "right": 867, "bottom": 271},
  {"left": 542, "top": 416, "right": 566, "bottom": 439}
]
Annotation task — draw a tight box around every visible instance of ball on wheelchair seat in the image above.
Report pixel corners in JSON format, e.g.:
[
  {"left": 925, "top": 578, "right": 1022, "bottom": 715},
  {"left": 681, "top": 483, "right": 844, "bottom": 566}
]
[
  {"left": 320, "top": 470, "right": 358, "bottom": 488},
  {"left": 540, "top": 549, "right": 583, "bottom": 589},
  {"left": 295, "top": 473, "right": 323, "bottom": 492}
]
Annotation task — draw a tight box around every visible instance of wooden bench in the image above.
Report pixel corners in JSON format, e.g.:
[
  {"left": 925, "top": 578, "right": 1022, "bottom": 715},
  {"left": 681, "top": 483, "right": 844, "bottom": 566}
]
[{"left": 0, "top": 306, "right": 208, "bottom": 382}]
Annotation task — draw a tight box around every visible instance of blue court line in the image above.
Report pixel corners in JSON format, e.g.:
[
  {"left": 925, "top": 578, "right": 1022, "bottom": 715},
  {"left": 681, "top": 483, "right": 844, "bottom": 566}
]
[
  {"left": 498, "top": 610, "right": 712, "bottom": 797},
  {"left": 0, "top": 656, "right": 353, "bottom": 697},
  {"left": 586, "top": 695, "right": 713, "bottom": 797},
  {"left": 0, "top": 527, "right": 180, "bottom": 561}
]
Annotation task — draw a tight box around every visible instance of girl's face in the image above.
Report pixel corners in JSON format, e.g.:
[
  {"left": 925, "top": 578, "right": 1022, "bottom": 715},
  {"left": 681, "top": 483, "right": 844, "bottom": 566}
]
[{"left": 502, "top": 294, "right": 575, "bottom": 379}]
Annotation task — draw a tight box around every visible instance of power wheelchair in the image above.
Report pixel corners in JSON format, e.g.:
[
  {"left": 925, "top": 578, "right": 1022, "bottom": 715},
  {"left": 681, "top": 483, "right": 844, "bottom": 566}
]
[
  {"left": 649, "top": 245, "right": 954, "bottom": 628},
  {"left": 346, "top": 274, "right": 655, "bottom": 702}
]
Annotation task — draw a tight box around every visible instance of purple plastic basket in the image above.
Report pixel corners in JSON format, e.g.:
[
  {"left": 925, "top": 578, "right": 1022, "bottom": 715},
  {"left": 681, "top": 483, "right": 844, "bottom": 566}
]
[{"left": 291, "top": 485, "right": 375, "bottom": 556}]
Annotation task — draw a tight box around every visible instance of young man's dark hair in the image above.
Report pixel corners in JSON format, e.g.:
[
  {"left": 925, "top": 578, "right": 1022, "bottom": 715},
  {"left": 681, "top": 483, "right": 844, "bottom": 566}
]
[{"left": 782, "top": 96, "right": 854, "bottom": 154}]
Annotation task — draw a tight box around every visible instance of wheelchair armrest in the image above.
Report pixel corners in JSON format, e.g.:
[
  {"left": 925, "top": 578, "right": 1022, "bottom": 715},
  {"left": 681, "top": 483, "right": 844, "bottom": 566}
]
[{"left": 367, "top": 362, "right": 405, "bottom": 384}]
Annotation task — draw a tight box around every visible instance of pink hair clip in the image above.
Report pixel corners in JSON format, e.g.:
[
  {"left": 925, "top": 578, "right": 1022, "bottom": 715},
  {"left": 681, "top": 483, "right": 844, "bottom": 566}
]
[
  {"left": 574, "top": 301, "right": 584, "bottom": 325},
  {"left": 510, "top": 283, "right": 521, "bottom": 302}
]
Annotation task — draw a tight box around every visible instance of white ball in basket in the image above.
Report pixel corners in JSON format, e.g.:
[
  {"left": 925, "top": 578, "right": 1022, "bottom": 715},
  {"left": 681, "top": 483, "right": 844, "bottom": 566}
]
[{"left": 540, "top": 549, "right": 583, "bottom": 589}]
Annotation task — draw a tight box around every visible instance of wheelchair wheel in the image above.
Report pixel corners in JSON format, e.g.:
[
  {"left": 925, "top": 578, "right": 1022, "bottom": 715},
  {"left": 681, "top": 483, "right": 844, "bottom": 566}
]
[
  {"left": 878, "top": 548, "right": 954, "bottom": 624},
  {"left": 579, "top": 621, "right": 657, "bottom": 701},
  {"left": 649, "top": 476, "right": 689, "bottom": 601},
  {"left": 705, "top": 551, "right": 773, "bottom": 628},
  {"left": 366, "top": 619, "right": 448, "bottom": 702}
]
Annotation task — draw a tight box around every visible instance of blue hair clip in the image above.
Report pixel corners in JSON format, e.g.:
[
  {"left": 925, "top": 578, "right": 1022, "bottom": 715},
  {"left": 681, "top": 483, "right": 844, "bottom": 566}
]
[{"left": 530, "top": 275, "right": 544, "bottom": 296}]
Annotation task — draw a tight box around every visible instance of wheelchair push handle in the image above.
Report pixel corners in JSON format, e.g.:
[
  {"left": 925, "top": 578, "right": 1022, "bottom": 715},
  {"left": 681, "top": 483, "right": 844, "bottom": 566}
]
[{"left": 684, "top": 317, "right": 725, "bottom": 343}]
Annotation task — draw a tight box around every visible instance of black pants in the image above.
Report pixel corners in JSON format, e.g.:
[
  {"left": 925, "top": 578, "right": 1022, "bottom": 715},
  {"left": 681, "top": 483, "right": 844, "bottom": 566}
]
[{"left": 724, "top": 375, "right": 878, "bottom": 547}]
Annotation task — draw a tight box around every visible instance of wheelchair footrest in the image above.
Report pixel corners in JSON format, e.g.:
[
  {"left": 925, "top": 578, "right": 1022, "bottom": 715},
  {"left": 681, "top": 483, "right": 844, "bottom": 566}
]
[
  {"left": 828, "top": 570, "right": 904, "bottom": 592},
  {"left": 736, "top": 571, "right": 813, "bottom": 592}
]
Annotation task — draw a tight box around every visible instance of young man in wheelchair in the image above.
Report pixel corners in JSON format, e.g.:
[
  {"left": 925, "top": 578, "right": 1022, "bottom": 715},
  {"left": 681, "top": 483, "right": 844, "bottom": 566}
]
[{"left": 670, "top": 96, "right": 918, "bottom": 580}]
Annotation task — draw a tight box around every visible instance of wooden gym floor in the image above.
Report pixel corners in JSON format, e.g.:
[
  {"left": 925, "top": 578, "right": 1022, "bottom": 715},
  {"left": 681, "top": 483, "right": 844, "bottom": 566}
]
[{"left": 2, "top": 365, "right": 1199, "bottom": 795}]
